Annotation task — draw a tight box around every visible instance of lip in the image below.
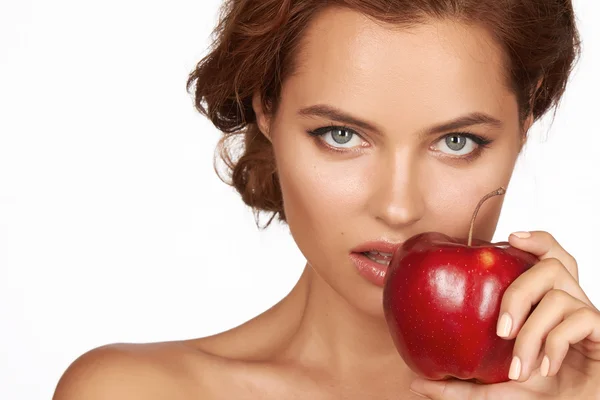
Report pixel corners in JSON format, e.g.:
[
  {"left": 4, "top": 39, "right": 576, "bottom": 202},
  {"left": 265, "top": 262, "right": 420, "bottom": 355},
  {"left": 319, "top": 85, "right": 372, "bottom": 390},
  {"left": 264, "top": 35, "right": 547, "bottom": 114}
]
[
  {"left": 351, "top": 240, "right": 404, "bottom": 255},
  {"left": 350, "top": 240, "right": 404, "bottom": 287}
]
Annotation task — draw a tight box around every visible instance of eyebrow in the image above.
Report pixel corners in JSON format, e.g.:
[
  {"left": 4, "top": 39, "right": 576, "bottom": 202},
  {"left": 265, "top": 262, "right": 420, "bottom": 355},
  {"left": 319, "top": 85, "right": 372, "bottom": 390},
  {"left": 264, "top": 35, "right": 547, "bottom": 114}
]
[{"left": 297, "top": 104, "right": 503, "bottom": 136}]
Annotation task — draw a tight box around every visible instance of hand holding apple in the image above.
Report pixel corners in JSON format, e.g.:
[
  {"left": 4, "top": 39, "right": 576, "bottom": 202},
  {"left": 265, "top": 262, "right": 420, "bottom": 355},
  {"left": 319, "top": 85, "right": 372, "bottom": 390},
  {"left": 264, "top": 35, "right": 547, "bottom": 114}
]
[{"left": 383, "top": 187, "right": 538, "bottom": 384}]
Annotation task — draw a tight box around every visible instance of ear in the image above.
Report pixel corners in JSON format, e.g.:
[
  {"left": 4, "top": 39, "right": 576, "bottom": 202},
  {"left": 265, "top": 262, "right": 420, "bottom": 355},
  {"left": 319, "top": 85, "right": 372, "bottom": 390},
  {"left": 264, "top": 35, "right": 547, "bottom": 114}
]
[
  {"left": 252, "top": 91, "right": 273, "bottom": 142},
  {"left": 518, "top": 112, "right": 533, "bottom": 152},
  {"left": 522, "top": 111, "right": 534, "bottom": 135},
  {"left": 519, "top": 78, "right": 543, "bottom": 150}
]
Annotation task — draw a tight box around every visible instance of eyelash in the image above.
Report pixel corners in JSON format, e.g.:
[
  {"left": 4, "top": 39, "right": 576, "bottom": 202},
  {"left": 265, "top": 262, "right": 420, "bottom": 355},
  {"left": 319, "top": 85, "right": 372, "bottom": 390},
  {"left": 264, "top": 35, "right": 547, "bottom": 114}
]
[{"left": 306, "top": 124, "right": 494, "bottom": 161}]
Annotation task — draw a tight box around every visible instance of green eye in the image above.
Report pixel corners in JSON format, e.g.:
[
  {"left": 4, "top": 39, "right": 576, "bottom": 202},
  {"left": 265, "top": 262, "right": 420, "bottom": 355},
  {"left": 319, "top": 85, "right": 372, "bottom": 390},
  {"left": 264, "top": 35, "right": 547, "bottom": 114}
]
[
  {"left": 307, "top": 125, "right": 364, "bottom": 149},
  {"left": 445, "top": 135, "right": 467, "bottom": 151},
  {"left": 433, "top": 133, "right": 484, "bottom": 156},
  {"left": 330, "top": 128, "right": 354, "bottom": 144}
]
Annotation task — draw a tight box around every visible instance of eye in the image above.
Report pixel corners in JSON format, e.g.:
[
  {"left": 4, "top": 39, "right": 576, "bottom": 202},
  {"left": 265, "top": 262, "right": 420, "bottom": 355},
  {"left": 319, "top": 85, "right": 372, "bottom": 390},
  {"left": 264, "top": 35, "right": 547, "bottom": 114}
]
[
  {"left": 307, "top": 125, "right": 365, "bottom": 149},
  {"left": 432, "top": 133, "right": 492, "bottom": 157}
]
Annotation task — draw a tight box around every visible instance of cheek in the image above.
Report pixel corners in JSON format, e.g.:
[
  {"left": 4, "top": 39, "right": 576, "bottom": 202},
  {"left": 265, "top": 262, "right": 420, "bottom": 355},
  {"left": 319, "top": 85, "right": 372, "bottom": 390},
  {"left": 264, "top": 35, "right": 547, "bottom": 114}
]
[
  {"left": 423, "top": 151, "right": 517, "bottom": 240},
  {"left": 271, "top": 134, "right": 374, "bottom": 262},
  {"left": 276, "top": 146, "right": 372, "bottom": 235}
]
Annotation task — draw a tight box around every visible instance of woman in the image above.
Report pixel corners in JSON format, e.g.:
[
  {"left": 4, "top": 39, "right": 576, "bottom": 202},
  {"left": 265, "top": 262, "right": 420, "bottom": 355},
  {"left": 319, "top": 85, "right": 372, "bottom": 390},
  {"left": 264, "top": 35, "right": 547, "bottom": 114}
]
[{"left": 53, "top": 0, "right": 600, "bottom": 399}]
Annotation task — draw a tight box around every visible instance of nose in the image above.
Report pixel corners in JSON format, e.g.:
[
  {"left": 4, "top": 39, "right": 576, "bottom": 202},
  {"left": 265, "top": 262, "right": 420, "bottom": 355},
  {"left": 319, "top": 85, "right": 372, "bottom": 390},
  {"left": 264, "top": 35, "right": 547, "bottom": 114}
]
[{"left": 368, "top": 152, "right": 425, "bottom": 228}]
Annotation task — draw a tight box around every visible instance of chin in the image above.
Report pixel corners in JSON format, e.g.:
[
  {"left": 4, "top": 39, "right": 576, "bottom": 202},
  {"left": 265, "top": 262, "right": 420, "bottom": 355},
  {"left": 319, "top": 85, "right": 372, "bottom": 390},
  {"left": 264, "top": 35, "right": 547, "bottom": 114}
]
[
  {"left": 309, "top": 259, "right": 388, "bottom": 319},
  {"left": 352, "top": 279, "right": 388, "bottom": 319},
  {"left": 336, "top": 268, "right": 389, "bottom": 319}
]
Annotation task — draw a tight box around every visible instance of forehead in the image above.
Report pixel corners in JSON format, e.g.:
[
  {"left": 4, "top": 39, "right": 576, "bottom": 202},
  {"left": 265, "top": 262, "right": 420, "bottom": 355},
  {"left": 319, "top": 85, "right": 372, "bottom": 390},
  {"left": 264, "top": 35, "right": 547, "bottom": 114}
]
[{"left": 283, "top": 7, "right": 517, "bottom": 127}]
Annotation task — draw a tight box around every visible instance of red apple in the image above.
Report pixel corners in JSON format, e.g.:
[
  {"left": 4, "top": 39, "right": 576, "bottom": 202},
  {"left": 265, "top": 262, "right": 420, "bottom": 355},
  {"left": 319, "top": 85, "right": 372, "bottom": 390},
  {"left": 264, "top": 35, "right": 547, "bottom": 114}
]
[{"left": 382, "top": 188, "right": 538, "bottom": 384}]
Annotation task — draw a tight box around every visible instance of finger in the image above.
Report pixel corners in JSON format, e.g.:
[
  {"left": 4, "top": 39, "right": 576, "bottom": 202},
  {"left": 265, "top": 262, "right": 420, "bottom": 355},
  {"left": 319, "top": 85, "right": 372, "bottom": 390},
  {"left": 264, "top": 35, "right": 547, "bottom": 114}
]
[
  {"left": 508, "top": 231, "right": 578, "bottom": 279},
  {"left": 409, "top": 379, "right": 529, "bottom": 400},
  {"left": 497, "top": 258, "right": 593, "bottom": 341},
  {"left": 509, "top": 289, "right": 586, "bottom": 382},
  {"left": 543, "top": 307, "right": 600, "bottom": 377},
  {"left": 409, "top": 378, "right": 478, "bottom": 400}
]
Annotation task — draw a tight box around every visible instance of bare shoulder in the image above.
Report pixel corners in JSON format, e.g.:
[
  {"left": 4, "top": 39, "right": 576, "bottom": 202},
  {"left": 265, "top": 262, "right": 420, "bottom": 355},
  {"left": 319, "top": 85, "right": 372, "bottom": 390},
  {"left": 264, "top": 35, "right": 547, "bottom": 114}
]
[
  {"left": 52, "top": 285, "right": 308, "bottom": 400},
  {"left": 52, "top": 341, "right": 212, "bottom": 400}
]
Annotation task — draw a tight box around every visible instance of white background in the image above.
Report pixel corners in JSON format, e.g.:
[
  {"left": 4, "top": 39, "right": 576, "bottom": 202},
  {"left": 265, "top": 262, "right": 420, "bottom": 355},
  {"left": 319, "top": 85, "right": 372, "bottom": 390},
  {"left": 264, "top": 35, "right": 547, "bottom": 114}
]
[{"left": 0, "top": 0, "right": 598, "bottom": 398}]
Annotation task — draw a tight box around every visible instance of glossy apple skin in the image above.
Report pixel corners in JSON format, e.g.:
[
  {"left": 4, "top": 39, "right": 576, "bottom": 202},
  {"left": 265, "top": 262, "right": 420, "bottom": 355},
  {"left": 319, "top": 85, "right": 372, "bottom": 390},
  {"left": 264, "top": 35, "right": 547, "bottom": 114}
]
[{"left": 383, "top": 232, "right": 539, "bottom": 384}]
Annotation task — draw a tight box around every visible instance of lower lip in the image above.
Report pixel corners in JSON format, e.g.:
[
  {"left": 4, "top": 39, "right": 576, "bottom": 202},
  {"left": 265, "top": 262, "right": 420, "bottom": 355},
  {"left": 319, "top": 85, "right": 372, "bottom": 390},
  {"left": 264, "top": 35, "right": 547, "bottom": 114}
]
[{"left": 349, "top": 252, "right": 389, "bottom": 287}]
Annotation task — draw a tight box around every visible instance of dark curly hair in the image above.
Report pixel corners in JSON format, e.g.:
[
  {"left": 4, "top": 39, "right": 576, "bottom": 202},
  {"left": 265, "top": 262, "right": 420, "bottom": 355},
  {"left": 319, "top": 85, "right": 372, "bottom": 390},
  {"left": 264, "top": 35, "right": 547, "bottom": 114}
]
[{"left": 186, "top": 0, "right": 581, "bottom": 228}]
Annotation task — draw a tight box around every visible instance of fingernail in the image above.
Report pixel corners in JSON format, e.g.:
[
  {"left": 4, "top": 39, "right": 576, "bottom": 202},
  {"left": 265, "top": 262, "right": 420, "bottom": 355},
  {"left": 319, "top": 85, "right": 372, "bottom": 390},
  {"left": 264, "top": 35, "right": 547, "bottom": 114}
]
[
  {"left": 511, "top": 231, "right": 531, "bottom": 239},
  {"left": 497, "top": 313, "right": 512, "bottom": 338},
  {"left": 509, "top": 356, "right": 522, "bottom": 380},
  {"left": 409, "top": 380, "right": 432, "bottom": 399},
  {"left": 540, "top": 355, "right": 550, "bottom": 377},
  {"left": 409, "top": 388, "right": 430, "bottom": 398}
]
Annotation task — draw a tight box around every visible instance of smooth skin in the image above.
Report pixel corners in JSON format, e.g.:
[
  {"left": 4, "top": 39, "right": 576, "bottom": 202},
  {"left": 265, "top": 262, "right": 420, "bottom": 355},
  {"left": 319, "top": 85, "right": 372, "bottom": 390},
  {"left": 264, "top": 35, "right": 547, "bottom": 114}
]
[{"left": 53, "top": 7, "right": 600, "bottom": 400}]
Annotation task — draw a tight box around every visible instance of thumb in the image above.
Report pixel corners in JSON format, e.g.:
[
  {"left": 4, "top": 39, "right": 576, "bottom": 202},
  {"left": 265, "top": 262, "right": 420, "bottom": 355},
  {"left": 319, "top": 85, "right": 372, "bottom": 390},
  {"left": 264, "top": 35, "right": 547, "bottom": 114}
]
[
  {"left": 409, "top": 378, "right": 478, "bottom": 400},
  {"left": 409, "top": 378, "right": 532, "bottom": 400}
]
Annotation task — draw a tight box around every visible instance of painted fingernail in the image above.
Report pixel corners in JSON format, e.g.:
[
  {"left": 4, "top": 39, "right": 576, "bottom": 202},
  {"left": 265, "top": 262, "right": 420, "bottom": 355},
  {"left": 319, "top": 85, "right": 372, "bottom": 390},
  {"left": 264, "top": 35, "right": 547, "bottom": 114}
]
[
  {"left": 540, "top": 355, "right": 550, "bottom": 377},
  {"left": 409, "top": 389, "right": 430, "bottom": 398},
  {"left": 509, "top": 356, "right": 522, "bottom": 380},
  {"left": 511, "top": 231, "right": 531, "bottom": 239},
  {"left": 497, "top": 313, "right": 513, "bottom": 338},
  {"left": 410, "top": 380, "right": 433, "bottom": 399}
]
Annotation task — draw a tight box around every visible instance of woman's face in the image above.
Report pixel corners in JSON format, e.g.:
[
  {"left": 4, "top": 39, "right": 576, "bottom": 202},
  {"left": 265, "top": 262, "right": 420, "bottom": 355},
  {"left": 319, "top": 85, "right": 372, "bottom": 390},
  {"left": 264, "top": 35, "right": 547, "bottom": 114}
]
[{"left": 254, "top": 8, "right": 528, "bottom": 317}]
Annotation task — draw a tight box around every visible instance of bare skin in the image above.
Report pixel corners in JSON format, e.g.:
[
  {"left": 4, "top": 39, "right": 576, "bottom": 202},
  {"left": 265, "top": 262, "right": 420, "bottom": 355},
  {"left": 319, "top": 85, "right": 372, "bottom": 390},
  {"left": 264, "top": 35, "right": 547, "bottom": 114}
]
[{"left": 53, "top": 7, "right": 600, "bottom": 400}]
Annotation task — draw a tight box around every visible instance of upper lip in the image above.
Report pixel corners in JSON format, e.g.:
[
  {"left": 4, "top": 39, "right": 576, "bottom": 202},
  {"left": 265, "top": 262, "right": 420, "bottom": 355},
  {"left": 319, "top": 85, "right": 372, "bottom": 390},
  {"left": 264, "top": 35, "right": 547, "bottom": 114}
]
[{"left": 351, "top": 240, "right": 404, "bottom": 255}]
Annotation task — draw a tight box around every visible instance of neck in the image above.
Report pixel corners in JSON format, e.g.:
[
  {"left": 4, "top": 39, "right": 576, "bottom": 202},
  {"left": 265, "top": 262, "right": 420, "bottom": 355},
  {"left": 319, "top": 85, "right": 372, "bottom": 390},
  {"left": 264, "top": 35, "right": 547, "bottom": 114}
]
[{"left": 277, "top": 264, "right": 413, "bottom": 381}]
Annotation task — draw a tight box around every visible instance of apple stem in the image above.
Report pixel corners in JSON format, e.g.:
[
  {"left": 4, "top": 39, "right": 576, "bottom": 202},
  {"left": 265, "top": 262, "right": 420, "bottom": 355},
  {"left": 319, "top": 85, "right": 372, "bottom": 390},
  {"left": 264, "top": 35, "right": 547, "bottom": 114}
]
[{"left": 467, "top": 187, "right": 507, "bottom": 247}]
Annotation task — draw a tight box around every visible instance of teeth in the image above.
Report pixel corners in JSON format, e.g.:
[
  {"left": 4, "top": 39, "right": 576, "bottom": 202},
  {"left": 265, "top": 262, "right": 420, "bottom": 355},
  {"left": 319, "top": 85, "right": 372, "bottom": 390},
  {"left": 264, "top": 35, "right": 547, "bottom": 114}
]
[
  {"left": 365, "top": 252, "right": 391, "bottom": 265},
  {"left": 367, "top": 251, "right": 393, "bottom": 257}
]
